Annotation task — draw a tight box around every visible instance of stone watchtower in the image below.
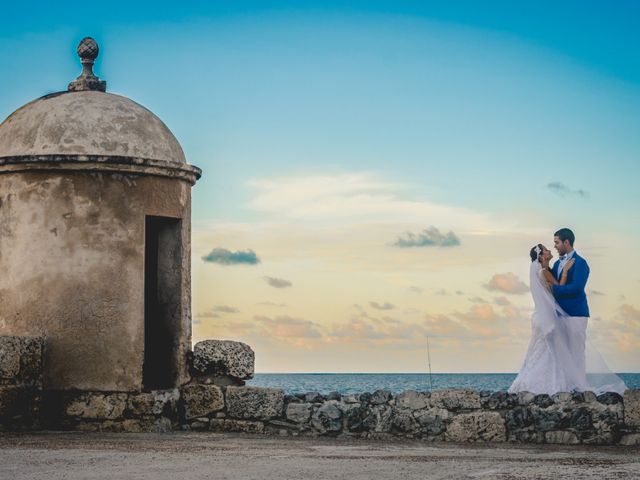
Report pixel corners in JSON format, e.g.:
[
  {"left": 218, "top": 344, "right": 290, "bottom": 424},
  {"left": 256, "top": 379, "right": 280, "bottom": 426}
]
[{"left": 0, "top": 38, "right": 201, "bottom": 392}]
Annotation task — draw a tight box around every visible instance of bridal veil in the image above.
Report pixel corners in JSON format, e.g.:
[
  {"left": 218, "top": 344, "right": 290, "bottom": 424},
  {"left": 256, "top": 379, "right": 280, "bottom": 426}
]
[{"left": 508, "top": 261, "right": 627, "bottom": 396}]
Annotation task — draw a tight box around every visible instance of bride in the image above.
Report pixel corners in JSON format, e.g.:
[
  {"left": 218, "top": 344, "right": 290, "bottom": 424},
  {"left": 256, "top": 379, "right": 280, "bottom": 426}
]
[{"left": 508, "top": 244, "right": 627, "bottom": 396}]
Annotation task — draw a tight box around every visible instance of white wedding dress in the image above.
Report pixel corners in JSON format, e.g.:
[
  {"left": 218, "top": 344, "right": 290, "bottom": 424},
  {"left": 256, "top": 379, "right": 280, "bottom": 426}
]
[{"left": 508, "top": 261, "right": 627, "bottom": 396}]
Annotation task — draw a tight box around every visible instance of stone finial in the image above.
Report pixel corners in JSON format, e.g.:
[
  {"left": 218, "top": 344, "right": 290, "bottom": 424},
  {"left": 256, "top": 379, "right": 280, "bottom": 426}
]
[{"left": 68, "top": 37, "right": 107, "bottom": 92}]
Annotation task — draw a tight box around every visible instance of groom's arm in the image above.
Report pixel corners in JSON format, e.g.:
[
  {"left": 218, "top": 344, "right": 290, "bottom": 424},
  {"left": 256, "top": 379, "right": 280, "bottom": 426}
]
[{"left": 552, "top": 260, "right": 589, "bottom": 297}]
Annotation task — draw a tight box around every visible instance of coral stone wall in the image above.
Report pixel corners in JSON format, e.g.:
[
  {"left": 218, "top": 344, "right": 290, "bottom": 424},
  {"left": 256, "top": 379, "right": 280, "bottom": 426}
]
[
  {"left": 1, "top": 336, "right": 639, "bottom": 446},
  {"left": 181, "top": 385, "right": 640, "bottom": 446}
]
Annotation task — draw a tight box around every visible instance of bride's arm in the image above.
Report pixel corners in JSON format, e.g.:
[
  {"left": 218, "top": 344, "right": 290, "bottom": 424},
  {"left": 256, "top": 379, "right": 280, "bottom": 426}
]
[
  {"left": 542, "top": 260, "right": 574, "bottom": 287},
  {"left": 542, "top": 268, "right": 559, "bottom": 286}
]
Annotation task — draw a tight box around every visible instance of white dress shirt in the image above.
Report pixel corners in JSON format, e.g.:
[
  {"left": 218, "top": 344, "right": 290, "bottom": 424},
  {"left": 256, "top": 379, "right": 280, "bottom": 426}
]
[{"left": 556, "top": 249, "right": 576, "bottom": 279}]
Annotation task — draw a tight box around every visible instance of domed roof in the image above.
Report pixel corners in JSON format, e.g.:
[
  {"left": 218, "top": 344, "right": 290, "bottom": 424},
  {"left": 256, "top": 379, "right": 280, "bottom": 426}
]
[
  {"left": 0, "top": 37, "right": 186, "bottom": 164},
  {"left": 0, "top": 90, "right": 186, "bottom": 163}
]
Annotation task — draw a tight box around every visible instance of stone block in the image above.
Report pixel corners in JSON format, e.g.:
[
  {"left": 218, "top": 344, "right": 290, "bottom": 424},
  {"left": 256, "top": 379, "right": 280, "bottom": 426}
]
[
  {"left": 311, "top": 401, "right": 342, "bottom": 434},
  {"left": 344, "top": 403, "right": 369, "bottom": 432},
  {"left": 0, "top": 336, "right": 44, "bottom": 387},
  {"left": 127, "top": 390, "right": 179, "bottom": 417},
  {"left": 623, "top": 389, "right": 640, "bottom": 427},
  {"left": 531, "top": 406, "right": 569, "bottom": 431},
  {"left": 305, "top": 392, "right": 323, "bottom": 403},
  {"left": 569, "top": 407, "right": 593, "bottom": 431},
  {"left": 367, "top": 404, "right": 394, "bottom": 433},
  {"left": 267, "top": 419, "right": 300, "bottom": 430},
  {"left": 583, "top": 391, "right": 597, "bottom": 402},
  {"left": 551, "top": 392, "right": 573, "bottom": 404},
  {"left": 65, "top": 392, "right": 127, "bottom": 420},
  {"left": 545, "top": 430, "right": 580, "bottom": 445},
  {"left": 395, "top": 390, "right": 430, "bottom": 410},
  {"left": 342, "top": 394, "right": 360, "bottom": 404},
  {"left": 370, "top": 390, "right": 392, "bottom": 405},
  {"left": 505, "top": 406, "right": 533, "bottom": 430},
  {"left": 285, "top": 403, "right": 312, "bottom": 424},
  {"left": 430, "top": 389, "right": 481, "bottom": 411},
  {"left": 516, "top": 391, "right": 535, "bottom": 406},
  {"left": 596, "top": 392, "right": 623, "bottom": 405},
  {"left": 391, "top": 410, "right": 419, "bottom": 433},
  {"left": 620, "top": 433, "right": 640, "bottom": 446},
  {"left": 326, "top": 391, "right": 341, "bottom": 401},
  {"left": 192, "top": 340, "right": 254, "bottom": 381},
  {"left": 414, "top": 407, "right": 450, "bottom": 436},
  {"left": 445, "top": 411, "right": 506, "bottom": 442},
  {"left": 226, "top": 386, "right": 284, "bottom": 420},
  {"left": 533, "top": 394, "right": 553, "bottom": 408},
  {"left": 484, "top": 391, "right": 518, "bottom": 410},
  {"left": 181, "top": 384, "right": 224, "bottom": 419},
  {"left": 151, "top": 389, "right": 180, "bottom": 416}
]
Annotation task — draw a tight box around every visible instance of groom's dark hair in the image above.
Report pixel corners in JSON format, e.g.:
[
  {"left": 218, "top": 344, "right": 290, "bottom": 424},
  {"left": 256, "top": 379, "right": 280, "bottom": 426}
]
[{"left": 554, "top": 228, "right": 575, "bottom": 246}]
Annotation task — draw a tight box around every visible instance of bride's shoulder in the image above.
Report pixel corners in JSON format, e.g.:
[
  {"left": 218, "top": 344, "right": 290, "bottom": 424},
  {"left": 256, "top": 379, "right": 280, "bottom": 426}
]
[{"left": 531, "top": 263, "right": 547, "bottom": 282}]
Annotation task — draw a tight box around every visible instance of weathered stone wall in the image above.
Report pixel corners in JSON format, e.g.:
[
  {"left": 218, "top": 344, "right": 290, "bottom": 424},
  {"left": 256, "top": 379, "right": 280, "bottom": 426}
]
[
  {"left": 184, "top": 386, "right": 639, "bottom": 446},
  {"left": 1, "top": 335, "right": 639, "bottom": 445},
  {"left": 41, "top": 389, "right": 180, "bottom": 432},
  {"left": 173, "top": 339, "right": 640, "bottom": 445},
  {"left": 0, "top": 171, "right": 193, "bottom": 391}
]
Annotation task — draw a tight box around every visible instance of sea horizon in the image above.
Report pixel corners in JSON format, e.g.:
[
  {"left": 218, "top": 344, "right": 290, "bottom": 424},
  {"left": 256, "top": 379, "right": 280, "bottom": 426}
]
[{"left": 247, "top": 372, "right": 640, "bottom": 394}]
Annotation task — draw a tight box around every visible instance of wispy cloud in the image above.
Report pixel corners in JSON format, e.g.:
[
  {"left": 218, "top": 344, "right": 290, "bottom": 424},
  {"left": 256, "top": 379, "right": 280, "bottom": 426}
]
[
  {"left": 254, "top": 315, "right": 323, "bottom": 339},
  {"left": 393, "top": 226, "right": 460, "bottom": 248},
  {"left": 202, "top": 247, "right": 260, "bottom": 265},
  {"left": 212, "top": 305, "right": 240, "bottom": 313},
  {"left": 369, "top": 301, "right": 395, "bottom": 310},
  {"left": 483, "top": 273, "right": 529, "bottom": 295},
  {"left": 264, "top": 276, "right": 292, "bottom": 288},
  {"left": 256, "top": 301, "right": 287, "bottom": 307},
  {"left": 407, "top": 286, "right": 423, "bottom": 294},
  {"left": 546, "top": 182, "right": 589, "bottom": 198},
  {"left": 493, "top": 296, "right": 513, "bottom": 306},
  {"left": 245, "top": 172, "right": 494, "bottom": 229},
  {"left": 469, "top": 296, "right": 488, "bottom": 304},
  {"left": 328, "top": 313, "right": 427, "bottom": 344}
]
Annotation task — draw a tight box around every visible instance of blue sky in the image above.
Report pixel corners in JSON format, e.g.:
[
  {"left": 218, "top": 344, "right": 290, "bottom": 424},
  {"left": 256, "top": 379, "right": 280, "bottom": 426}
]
[{"left": 1, "top": 2, "right": 638, "bottom": 372}]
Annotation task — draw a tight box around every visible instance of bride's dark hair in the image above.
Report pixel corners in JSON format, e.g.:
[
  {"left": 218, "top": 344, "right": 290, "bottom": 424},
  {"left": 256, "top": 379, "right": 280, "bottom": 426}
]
[{"left": 529, "top": 244, "right": 544, "bottom": 263}]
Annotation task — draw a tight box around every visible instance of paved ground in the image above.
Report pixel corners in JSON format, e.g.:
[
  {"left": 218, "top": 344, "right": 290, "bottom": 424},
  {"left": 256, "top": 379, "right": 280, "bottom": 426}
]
[{"left": 0, "top": 432, "right": 638, "bottom": 479}]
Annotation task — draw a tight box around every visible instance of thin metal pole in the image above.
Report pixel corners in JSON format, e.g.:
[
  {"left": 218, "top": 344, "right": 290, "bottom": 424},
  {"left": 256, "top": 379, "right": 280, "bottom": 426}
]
[{"left": 427, "top": 336, "right": 433, "bottom": 391}]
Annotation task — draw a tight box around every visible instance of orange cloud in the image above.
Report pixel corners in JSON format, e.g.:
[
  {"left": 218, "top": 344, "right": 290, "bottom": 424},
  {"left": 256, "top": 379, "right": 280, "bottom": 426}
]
[{"left": 484, "top": 272, "right": 529, "bottom": 295}]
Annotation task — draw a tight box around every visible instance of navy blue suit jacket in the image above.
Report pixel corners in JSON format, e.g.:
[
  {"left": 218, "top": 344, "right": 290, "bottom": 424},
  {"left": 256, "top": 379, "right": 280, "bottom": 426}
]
[{"left": 551, "top": 252, "right": 590, "bottom": 317}]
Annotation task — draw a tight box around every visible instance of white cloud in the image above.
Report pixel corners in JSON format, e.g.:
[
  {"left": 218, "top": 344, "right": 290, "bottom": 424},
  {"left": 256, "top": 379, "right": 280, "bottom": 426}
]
[{"left": 245, "top": 172, "right": 496, "bottom": 230}]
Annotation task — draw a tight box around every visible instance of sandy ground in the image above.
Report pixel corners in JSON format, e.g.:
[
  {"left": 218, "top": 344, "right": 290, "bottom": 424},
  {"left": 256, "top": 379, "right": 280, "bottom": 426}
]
[{"left": 0, "top": 432, "right": 638, "bottom": 480}]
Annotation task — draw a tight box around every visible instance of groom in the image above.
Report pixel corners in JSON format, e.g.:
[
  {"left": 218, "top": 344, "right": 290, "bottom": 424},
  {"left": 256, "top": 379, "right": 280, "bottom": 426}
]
[
  {"left": 551, "top": 227, "right": 590, "bottom": 388},
  {"left": 551, "top": 228, "right": 590, "bottom": 317}
]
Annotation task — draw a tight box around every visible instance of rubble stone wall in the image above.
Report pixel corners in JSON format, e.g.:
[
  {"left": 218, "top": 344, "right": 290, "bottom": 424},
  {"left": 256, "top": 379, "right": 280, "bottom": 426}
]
[
  {"left": 1, "top": 336, "right": 639, "bottom": 445},
  {"left": 186, "top": 385, "right": 640, "bottom": 446}
]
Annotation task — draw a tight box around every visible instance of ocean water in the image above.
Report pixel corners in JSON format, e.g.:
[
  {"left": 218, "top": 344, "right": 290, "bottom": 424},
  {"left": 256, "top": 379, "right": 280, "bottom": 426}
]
[{"left": 246, "top": 373, "right": 640, "bottom": 395}]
